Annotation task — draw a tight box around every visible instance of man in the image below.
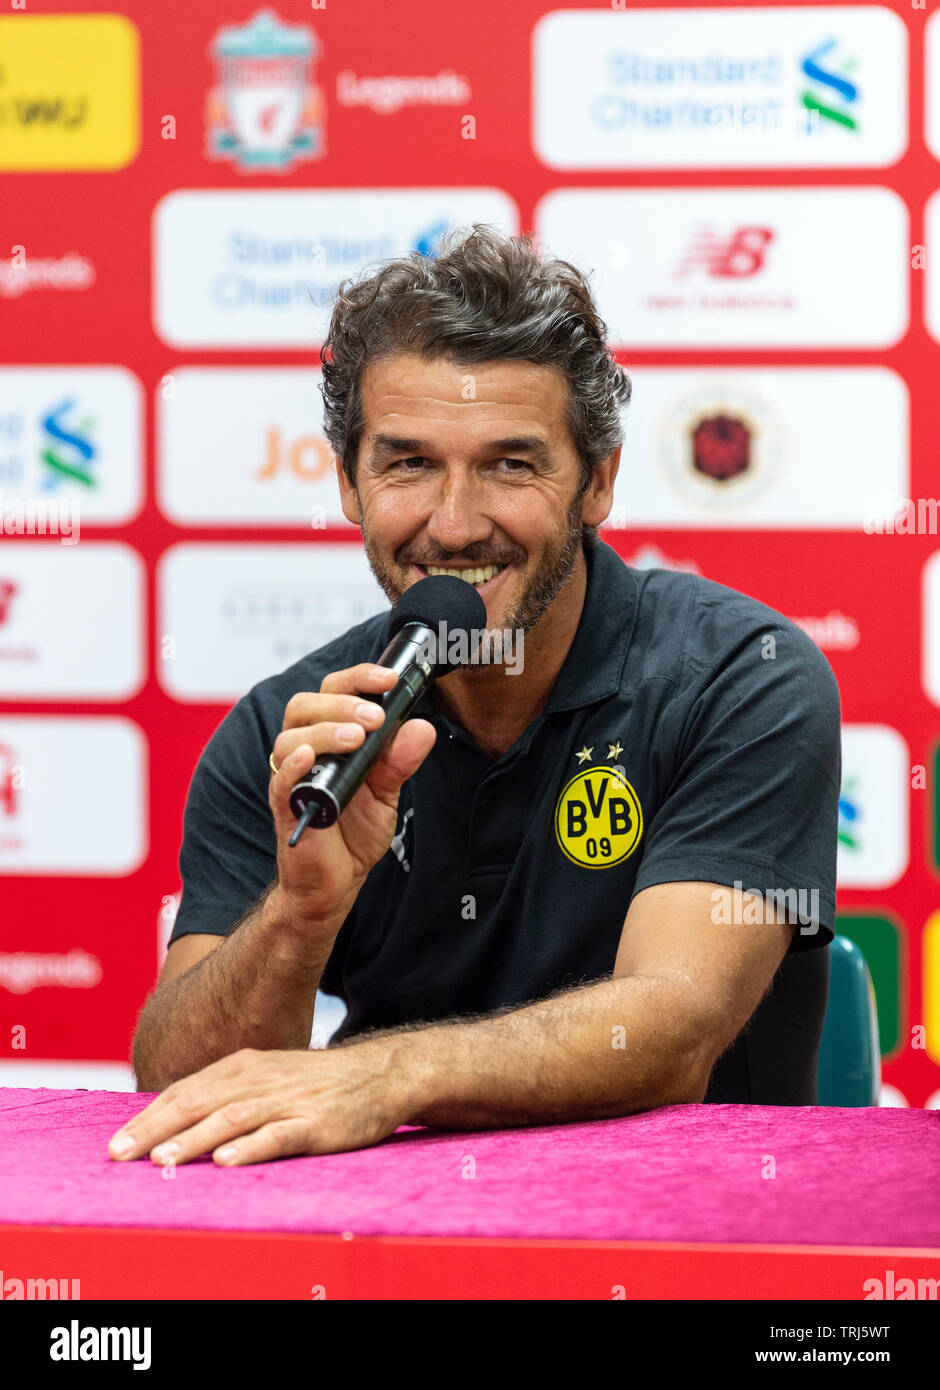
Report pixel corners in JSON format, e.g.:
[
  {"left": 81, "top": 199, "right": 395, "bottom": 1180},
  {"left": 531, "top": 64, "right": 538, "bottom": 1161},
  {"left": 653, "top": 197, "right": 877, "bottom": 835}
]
[{"left": 110, "top": 225, "right": 840, "bottom": 1169}]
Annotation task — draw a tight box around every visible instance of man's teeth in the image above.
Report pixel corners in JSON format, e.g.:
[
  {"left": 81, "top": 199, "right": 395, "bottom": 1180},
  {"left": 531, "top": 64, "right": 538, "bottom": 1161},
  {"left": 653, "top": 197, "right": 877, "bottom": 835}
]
[{"left": 425, "top": 564, "right": 506, "bottom": 587}]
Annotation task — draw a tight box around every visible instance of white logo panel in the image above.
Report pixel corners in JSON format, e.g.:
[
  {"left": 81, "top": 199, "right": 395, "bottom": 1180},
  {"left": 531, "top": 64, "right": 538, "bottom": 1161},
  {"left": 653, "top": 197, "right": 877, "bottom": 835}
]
[
  {"left": 925, "top": 11, "right": 940, "bottom": 162},
  {"left": 536, "top": 187, "right": 908, "bottom": 348},
  {"left": 921, "top": 189, "right": 940, "bottom": 345},
  {"left": 533, "top": 6, "right": 907, "bottom": 169},
  {"left": 0, "top": 543, "right": 145, "bottom": 699},
  {"left": 0, "top": 717, "right": 147, "bottom": 875},
  {"left": 603, "top": 367, "right": 907, "bottom": 529},
  {"left": 157, "top": 542, "right": 388, "bottom": 702},
  {"left": 153, "top": 189, "right": 519, "bottom": 347},
  {"left": 921, "top": 551, "right": 940, "bottom": 707},
  {"left": 0, "top": 367, "right": 143, "bottom": 524},
  {"left": 837, "top": 724, "right": 909, "bottom": 889},
  {"left": 157, "top": 368, "right": 353, "bottom": 527}
]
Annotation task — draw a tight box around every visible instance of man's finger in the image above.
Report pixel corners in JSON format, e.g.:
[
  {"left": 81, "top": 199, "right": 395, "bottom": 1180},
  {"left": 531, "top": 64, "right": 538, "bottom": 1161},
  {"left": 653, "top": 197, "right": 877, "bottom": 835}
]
[
  {"left": 147, "top": 1096, "right": 277, "bottom": 1167},
  {"left": 319, "top": 664, "right": 397, "bottom": 696},
  {"left": 281, "top": 693, "right": 387, "bottom": 735},
  {"left": 271, "top": 719, "right": 375, "bottom": 776},
  {"left": 108, "top": 1050, "right": 261, "bottom": 1160},
  {"left": 267, "top": 742, "right": 318, "bottom": 823},
  {"left": 212, "top": 1116, "right": 314, "bottom": 1167}
]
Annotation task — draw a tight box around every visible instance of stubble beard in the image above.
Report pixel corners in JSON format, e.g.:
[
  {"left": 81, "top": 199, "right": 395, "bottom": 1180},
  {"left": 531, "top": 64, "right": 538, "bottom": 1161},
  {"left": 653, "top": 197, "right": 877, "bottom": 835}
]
[{"left": 360, "top": 485, "right": 587, "bottom": 672}]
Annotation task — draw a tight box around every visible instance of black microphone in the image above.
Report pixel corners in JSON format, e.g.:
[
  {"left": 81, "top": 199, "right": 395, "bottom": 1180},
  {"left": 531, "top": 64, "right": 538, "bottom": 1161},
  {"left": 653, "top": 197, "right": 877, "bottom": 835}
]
[{"left": 287, "top": 574, "right": 488, "bottom": 844}]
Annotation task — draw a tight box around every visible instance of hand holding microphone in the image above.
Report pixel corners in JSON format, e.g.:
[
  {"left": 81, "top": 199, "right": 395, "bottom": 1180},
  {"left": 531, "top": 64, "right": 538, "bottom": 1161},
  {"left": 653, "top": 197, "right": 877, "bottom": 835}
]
[{"left": 266, "top": 576, "right": 487, "bottom": 935}]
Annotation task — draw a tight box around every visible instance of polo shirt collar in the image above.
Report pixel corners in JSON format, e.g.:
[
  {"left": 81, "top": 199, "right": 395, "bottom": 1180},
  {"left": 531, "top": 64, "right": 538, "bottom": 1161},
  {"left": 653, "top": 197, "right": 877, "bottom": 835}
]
[
  {"left": 540, "top": 538, "right": 638, "bottom": 715},
  {"left": 417, "top": 539, "right": 638, "bottom": 741}
]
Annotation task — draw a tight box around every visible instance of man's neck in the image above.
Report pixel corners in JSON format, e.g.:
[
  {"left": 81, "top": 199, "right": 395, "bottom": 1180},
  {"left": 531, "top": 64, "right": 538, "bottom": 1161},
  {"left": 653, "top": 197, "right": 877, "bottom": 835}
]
[{"left": 428, "top": 548, "right": 589, "bottom": 760}]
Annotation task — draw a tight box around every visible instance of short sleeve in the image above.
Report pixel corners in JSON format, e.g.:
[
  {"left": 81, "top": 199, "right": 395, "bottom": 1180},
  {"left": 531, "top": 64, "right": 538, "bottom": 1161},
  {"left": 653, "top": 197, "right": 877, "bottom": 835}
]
[
  {"left": 630, "top": 608, "right": 842, "bottom": 951},
  {"left": 168, "top": 693, "right": 279, "bottom": 946}
]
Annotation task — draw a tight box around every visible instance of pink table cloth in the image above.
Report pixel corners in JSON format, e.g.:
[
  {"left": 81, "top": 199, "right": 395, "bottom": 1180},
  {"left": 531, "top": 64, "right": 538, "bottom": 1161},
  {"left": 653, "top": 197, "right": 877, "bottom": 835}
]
[{"left": 1, "top": 1088, "right": 937, "bottom": 1246}]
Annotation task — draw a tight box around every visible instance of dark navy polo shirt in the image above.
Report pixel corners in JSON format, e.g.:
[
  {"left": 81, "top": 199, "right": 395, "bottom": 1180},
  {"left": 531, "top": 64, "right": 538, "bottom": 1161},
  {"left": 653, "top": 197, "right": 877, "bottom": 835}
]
[{"left": 169, "top": 539, "right": 842, "bottom": 1105}]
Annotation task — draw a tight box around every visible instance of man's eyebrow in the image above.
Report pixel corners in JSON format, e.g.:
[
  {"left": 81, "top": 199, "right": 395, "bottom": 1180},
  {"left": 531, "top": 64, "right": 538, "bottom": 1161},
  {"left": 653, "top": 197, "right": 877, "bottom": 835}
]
[
  {"left": 368, "top": 434, "right": 552, "bottom": 462},
  {"left": 487, "top": 436, "right": 552, "bottom": 462},
  {"left": 369, "top": 435, "right": 431, "bottom": 460}
]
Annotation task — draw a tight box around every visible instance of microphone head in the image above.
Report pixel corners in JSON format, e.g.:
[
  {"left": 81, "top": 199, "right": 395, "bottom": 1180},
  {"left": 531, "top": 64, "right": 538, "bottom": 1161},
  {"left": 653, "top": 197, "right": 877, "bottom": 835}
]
[{"left": 385, "top": 574, "right": 489, "bottom": 672}]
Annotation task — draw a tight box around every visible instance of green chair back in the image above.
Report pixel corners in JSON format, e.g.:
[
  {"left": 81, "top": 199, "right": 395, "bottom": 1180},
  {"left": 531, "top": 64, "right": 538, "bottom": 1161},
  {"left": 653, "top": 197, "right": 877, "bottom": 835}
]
[{"left": 817, "top": 934, "right": 881, "bottom": 1107}]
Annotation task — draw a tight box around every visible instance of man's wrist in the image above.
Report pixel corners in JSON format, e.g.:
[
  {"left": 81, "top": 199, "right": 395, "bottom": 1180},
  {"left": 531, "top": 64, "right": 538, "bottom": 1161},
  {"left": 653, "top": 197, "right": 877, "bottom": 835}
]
[
  {"left": 363, "top": 1023, "right": 465, "bottom": 1126},
  {"left": 260, "top": 884, "right": 345, "bottom": 972}
]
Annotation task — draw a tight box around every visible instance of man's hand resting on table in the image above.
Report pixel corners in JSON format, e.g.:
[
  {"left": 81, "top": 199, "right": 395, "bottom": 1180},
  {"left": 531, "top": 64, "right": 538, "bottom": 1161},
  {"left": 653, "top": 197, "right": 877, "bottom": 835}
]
[{"left": 109, "top": 1040, "right": 414, "bottom": 1167}]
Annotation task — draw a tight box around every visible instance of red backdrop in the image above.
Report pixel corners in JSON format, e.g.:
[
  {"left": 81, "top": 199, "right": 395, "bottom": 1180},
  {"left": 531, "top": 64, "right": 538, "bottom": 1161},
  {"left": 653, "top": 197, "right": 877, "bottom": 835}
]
[{"left": 1, "top": 0, "right": 937, "bottom": 1106}]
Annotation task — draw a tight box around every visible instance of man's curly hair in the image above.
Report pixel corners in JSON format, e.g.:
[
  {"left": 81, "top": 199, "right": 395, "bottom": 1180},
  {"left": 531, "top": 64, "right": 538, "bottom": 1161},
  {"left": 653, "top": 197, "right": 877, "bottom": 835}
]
[{"left": 319, "top": 223, "right": 631, "bottom": 548}]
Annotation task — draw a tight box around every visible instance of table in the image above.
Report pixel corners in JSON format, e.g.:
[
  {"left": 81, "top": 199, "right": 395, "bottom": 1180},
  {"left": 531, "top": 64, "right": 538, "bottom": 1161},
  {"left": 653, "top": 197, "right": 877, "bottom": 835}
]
[{"left": 1, "top": 1088, "right": 938, "bottom": 1299}]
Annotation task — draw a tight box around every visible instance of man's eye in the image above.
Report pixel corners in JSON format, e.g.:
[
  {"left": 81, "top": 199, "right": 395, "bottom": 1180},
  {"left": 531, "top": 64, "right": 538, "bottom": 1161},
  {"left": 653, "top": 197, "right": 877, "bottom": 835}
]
[{"left": 389, "top": 457, "right": 531, "bottom": 473}]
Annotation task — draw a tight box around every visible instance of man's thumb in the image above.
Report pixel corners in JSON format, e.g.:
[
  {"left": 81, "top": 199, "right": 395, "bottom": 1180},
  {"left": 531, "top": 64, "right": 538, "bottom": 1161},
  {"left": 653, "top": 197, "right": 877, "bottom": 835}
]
[{"left": 365, "top": 718, "right": 437, "bottom": 803}]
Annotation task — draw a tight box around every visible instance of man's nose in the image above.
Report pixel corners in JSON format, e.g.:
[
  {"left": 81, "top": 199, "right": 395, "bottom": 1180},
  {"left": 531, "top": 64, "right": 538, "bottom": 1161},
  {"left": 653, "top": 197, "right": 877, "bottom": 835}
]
[{"left": 425, "top": 474, "right": 492, "bottom": 554}]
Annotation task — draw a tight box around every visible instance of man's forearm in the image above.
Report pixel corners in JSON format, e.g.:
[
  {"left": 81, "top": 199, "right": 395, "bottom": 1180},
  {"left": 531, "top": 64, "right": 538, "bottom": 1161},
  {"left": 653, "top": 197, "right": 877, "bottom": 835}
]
[
  {"left": 133, "top": 888, "right": 339, "bottom": 1092},
  {"left": 360, "top": 974, "right": 716, "bottom": 1131}
]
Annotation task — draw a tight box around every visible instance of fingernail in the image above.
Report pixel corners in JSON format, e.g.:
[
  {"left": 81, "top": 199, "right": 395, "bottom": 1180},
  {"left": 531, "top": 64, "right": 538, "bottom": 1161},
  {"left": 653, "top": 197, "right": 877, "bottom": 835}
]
[
  {"left": 152, "top": 1142, "right": 179, "bottom": 1163},
  {"left": 337, "top": 723, "right": 361, "bottom": 743},
  {"left": 291, "top": 743, "right": 313, "bottom": 762},
  {"left": 109, "top": 1134, "right": 135, "bottom": 1156},
  {"left": 371, "top": 666, "right": 394, "bottom": 678},
  {"left": 355, "top": 702, "right": 382, "bottom": 723},
  {"left": 215, "top": 1146, "right": 238, "bottom": 1164}
]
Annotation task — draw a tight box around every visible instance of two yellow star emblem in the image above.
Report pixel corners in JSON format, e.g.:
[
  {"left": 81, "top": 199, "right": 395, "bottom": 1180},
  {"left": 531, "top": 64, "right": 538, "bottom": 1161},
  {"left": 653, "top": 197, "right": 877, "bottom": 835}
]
[{"left": 575, "top": 741, "right": 623, "bottom": 765}]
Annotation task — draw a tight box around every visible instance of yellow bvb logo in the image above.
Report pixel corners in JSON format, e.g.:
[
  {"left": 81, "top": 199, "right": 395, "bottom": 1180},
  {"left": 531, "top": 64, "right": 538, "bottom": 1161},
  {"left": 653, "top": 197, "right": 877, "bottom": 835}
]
[{"left": 554, "top": 766, "right": 643, "bottom": 869}]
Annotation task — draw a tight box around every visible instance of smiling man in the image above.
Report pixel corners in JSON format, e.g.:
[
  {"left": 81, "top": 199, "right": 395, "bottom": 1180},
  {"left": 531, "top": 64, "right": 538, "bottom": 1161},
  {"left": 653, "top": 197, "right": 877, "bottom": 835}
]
[
  {"left": 114, "top": 225, "right": 841, "bottom": 1170},
  {"left": 349, "top": 350, "right": 609, "bottom": 759}
]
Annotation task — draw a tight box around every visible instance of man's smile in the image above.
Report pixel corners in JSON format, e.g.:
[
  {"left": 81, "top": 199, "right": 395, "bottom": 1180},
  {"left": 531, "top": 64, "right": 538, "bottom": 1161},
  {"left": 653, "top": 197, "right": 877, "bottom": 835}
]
[{"left": 411, "top": 561, "right": 513, "bottom": 599}]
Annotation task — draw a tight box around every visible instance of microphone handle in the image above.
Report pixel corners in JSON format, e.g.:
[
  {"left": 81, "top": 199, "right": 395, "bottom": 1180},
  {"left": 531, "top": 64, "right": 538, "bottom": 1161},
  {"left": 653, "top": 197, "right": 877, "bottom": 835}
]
[{"left": 287, "top": 623, "right": 435, "bottom": 832}]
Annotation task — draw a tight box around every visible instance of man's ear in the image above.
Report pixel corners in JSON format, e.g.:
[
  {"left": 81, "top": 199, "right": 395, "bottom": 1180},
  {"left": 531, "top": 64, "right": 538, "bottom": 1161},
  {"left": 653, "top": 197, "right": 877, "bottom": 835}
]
[
  {"left": 335, "top": 457, "right": 362, "bottom": 526},
  {"left": 582, "top": 444, "right": 621, "bottom": 529}
]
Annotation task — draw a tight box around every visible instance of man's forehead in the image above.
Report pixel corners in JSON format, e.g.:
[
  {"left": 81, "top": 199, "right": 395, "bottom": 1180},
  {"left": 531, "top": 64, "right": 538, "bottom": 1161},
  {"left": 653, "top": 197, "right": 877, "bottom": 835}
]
[{"left": 359, "top": 354, "right": 568, "bottom": 425}]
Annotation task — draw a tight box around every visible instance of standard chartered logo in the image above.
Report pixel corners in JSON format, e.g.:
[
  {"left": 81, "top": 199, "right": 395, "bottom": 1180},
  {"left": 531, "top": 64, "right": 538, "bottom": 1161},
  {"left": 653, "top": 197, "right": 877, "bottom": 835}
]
[{"left": 554, "top": 765, "right": 643, "bottom": 869}]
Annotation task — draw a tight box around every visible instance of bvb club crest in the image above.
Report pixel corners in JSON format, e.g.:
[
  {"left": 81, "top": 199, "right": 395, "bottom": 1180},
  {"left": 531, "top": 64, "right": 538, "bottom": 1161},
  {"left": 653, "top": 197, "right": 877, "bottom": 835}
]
[
  {"left": 554, "top": 760, "right": 643, "bottom": 870},
  {"left": 205, "top": 9, "right": 325, "bottom": 172}
]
